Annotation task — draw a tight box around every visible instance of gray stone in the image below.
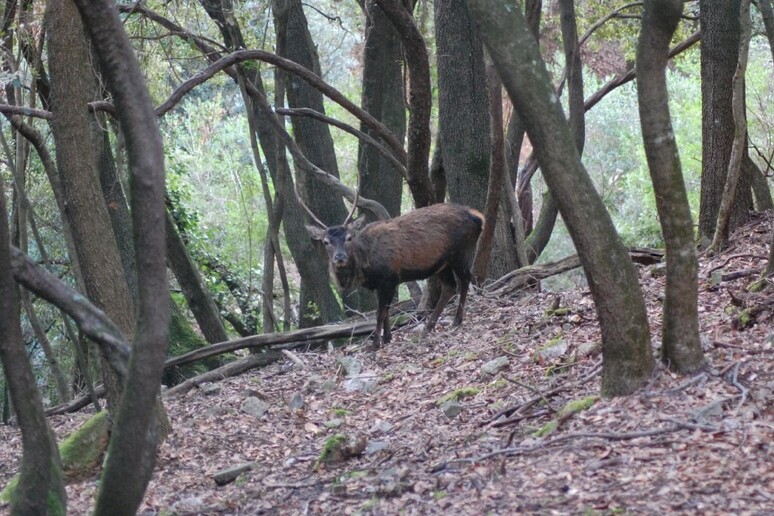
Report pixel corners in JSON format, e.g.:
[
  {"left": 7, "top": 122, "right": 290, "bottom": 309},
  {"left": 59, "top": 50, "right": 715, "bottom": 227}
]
[
  {"left": 337, "top": 356, "right": 362, "bottom": 378},
  {"left": 318, "top": 379, "right": 337, "bottom": 392},
  {"left": 481, "top": 356, "right": 509, "bottom": 376},
  {"left": 342, "top": 376, "right": 378, "bottom": 393},
  {"left": 288, "top": 392, "right": 305, "bottom": 410},
  {"left": 440, "top": 400, "right": 463, "bottom": 418},
  {"left": 240, "top": 397, "right": 268, "bottom": 419},
  {"left": 535, "top": 338, "right": 569, "bottom": 362},
  {"left": 369, "top": 420, "right": 393, "bottom": 435},
  {"left": 575, "top": 340, "right": 601, "bottom": 358},
  {"left": 324, "top": 418, "right": 344, "bottom": 428},
  {"left": 200, "top": 383, "right": 221, "bottom": 396},
  {"left": 365, "top": 440, "right": 389, "bottom": 455}
]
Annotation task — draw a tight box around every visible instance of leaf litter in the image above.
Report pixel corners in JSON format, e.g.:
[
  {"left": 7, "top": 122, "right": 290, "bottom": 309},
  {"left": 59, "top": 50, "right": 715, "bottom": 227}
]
[{"left": 1, "top": 214, "right": 774, "bottom": 514}]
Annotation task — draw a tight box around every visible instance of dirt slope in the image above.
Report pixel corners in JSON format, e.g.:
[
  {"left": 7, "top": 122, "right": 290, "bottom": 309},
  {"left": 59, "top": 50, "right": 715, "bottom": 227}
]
[{"left": 1, "top": 215, "right": 773, "bottom": 515}]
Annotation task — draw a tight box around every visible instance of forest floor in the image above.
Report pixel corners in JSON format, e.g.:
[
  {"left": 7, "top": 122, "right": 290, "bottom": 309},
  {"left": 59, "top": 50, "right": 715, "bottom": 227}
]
[{"left": 2, "top": 215, "right": 774, "bottom": 515}]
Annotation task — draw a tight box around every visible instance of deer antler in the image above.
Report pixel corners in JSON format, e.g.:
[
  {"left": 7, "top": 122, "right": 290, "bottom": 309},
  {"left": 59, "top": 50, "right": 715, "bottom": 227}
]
[
  {"left": 294, "top": 182, "right": 327, "bottom": 228},
  {"left": 343, "top": 188, "right": 359, "bottom": 226}
]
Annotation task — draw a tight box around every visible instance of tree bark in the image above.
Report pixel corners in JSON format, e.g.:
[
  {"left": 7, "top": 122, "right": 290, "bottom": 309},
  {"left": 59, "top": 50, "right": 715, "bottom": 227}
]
[
  {"left": 698, "top": 0, "right": 751, "bottom": 241},
  {"left": 746, "top": 154, "right": 774, "bottom": 211},
  {"left": 636, "top": 0, "right": 705, "bottom": 373},
  {"left": 467, "top": 0, "right": 654, "bottom": 396},
  {"left": 710, "top": 0, "right": 752, "bottom": 252},
  {"left": 165, "top": 210, "right": 229, "bottom": 344},
  {"left": 523, "top": 0, "right": 583, "bottom": 265},
  {"left": 374, "top": 0, "right": 433, "bottom": 207},
  {"left": 0, "top": 178, "right": 66, "bottom": 516},
  {"left": 352, "top": 0, "right": 407, "bottom": 312},
  {"left": 435, "top": 0, "right": 519, "bottom": 278},
  {"left": 73, "top": 0, "right": 170, "bottom": 512},
  {"left": 46, "top": 0, "right": 135, "bottom": 413}
]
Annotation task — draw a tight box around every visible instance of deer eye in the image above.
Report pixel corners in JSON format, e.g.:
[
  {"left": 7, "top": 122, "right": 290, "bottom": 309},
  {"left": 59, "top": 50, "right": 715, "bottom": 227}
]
[
  {"left": 323, "top": 239, "right": 331, "bottom": 246},
  {"left": 345, "top": 234, "right": 352, "bottom": 242}
]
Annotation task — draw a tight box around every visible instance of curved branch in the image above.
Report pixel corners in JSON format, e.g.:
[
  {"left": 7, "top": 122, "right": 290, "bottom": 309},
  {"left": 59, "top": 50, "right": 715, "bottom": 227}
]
[
  {"left": 518, "top": 30, "right": 700, "bottom": 198},
  {"left": 0, "top": 104, "right": 51, "bottom": 119},
  {"left": 119, "top": 3, "right": 407, "bottom": 166},
  {"left": 246, "top": 82, "right": 390, "bottom": 220},
  {"left": 10, "top": 246, "right": 130, "bottom": 379},
  {"left": 275, "top": 107, "right": 408, "bottom": 179}
]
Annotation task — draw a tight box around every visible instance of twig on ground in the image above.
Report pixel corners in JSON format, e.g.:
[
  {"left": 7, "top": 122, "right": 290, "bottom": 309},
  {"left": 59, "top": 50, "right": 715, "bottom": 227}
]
[
  {"left": 728, "top": 362, "right": 749, "bottom": 410},
  {"left": 281, "top": 349, "right": 307, "bottom": 368},
  {"left": 705, "top": 253, "right": 767, "bottom": 277},
  {"left": 443, "top": 422, "right": 719, "bottom": 466},
  {"left": 487, "top": 360, "right": 601, "bottom": 427},
  {"left": 651, "top": 372, "right": 708, "bottom": 396}
]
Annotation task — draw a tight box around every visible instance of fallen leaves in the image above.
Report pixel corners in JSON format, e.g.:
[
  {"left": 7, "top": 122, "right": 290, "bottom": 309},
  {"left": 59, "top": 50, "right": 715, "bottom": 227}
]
[{"left": 1, "top": 216, "right": 774, "bottom": 514}]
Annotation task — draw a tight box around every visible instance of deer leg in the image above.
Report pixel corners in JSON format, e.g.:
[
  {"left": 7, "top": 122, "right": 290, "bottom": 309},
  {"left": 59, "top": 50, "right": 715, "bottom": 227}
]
[
  {"left": 372, "top": 285, "right": 396, "bottom": 348},
  {"left": 453, "top": 268, "right": 472, "bottom": 326},
  {"left": 424, "top": 269, "right": 456, "bottom": 334}
]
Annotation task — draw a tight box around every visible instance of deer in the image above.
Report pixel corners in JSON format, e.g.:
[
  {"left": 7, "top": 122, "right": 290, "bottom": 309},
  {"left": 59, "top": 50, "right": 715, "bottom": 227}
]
[{"left": 303, "top": 190, "right": 484, "bottom": 350}]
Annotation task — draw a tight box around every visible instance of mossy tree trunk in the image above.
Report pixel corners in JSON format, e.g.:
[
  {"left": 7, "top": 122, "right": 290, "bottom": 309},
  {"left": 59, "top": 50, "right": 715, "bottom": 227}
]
[
  {"left": 436, "top": 0, "right": 519, "bottom": 279},
  {"left": 467, "top": 0, "right": 654, "bottom": 396},
  {"left": 636, "top": 0, "right": 706, "bottom": 373},
  {"left": 0, "top": 177, "right": 66, "bottom": 516},
  {"left": 74, "top": 0, "right": 171, "bottom": 511}
]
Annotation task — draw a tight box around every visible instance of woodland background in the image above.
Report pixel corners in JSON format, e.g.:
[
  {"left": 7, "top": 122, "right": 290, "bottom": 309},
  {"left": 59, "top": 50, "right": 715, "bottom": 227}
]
[{"left": 0, "top": 0, "right": 772, "bottom": 513}]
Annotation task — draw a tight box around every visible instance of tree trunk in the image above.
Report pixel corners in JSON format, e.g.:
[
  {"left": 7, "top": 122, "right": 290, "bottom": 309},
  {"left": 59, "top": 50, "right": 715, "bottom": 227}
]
[
  {"left": 746, "top": 154, "right": 774, "bottom": 211},
  {"left": 273, "top": 0, "right": 350, "bottom": 327},
  {"left": 467, "top": 0, "right": 654, "bottom": 396},
  {"left": 199, "top": 0, "right": 343, "bottom": 327},
  {"left": 710, "top": 0, "right": 752, "bottom": 252},
  {"left": 0, "top": 178, "right": 66, "bottom": 516},
  {"left": 47, "top": 0, "right": 135, "bottom": 412},
  {"left": 74, "top": 0, "right": 171, "bottom": 511},
  {"left": 636, "top": 0, "right": 705, "bottom": 373},
  {"left": 165, "top": 210, "right": 229, "bottom": 344},
  {"left": 506, "top": 0, "right": 541, "bottom": 237},
  {"left": 374, "top": 0, "right": 433, "bottom": 208},
  {"left": 352, "top": 0, "right": 407, "bottom": 312},
  {"left": 698, "top": 0, "right": 751, "bottom": 241},
  {"left": 435, "top": 0, "right": 519, "bottom": 278}
]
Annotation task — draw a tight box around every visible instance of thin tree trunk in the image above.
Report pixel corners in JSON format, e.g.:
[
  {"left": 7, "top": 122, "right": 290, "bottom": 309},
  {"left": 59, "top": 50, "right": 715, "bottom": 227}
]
[
  {"left": 468, "top": 0, "right": 654, "bottom": 396},
  {"left": 746, "top": 153, "right": 774, "bottom": 210},
  {"left": 524, "top": 0, "right": 584, "bottom": 266},
  {"left": 374, "top": 0, "right": 433, "bottom": 207},
  {"left": 0, "top": 180, "right": 66, "bottom": 515},
  {"left": 710, "top": 0, "right": 751, "bottom": 252},
  {"left": 165, "top": 210, "right": 229, "bottom": 343},
  {"left": 474, "top": 53, "right": 508, "bottom": 280},
  {"left": 637, "top": 0, "right": 705, "bottom": 373},
  {"left": 74, "top": 0, "right": 170, "bottom": 511},
  {"left": 199, "top": 0, "right": 344, "bottom": 328}
]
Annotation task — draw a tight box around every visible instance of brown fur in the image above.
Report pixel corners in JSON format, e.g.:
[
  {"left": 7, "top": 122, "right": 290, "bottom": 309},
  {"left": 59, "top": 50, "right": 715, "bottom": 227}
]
[{"left": 307, "top": 204, "right": 484, "bottom": 350}]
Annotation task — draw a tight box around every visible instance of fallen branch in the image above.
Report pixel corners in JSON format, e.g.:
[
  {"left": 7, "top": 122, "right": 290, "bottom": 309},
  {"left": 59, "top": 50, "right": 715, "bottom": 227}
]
[
  {"left": 486, "top": 248, "right": 664, "bottom": 297},
  {"left": 164, "top": 352, "right": 283, "bottom": 397},
  {"left": 487, "top": 361, "right": 602, "bottom": 427},
  {"left": 442, "top": 420, "right": 721, "bottom": 466}
]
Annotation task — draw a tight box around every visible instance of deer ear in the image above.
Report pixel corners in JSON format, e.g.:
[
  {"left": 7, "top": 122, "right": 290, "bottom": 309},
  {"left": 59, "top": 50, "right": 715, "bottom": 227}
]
[
  {"left": 349, "top": 217, "right": 367, "bottom": 231},
  {"left": 306, "top": 225, "right": 326, "bottom": 241}
]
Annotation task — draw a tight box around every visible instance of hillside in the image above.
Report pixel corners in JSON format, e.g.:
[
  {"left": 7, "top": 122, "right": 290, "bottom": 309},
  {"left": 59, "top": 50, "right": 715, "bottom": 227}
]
[{"left": 2, "top": 215, "right": 773, "bottom": 514}]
